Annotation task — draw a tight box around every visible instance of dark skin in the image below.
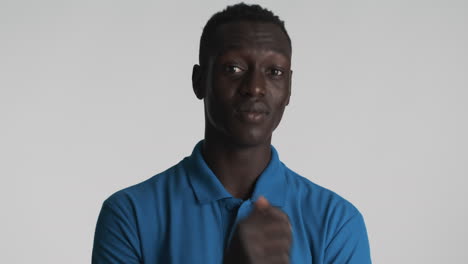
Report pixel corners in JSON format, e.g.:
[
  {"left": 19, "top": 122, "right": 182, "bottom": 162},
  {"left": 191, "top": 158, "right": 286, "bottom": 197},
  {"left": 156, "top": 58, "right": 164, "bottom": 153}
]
[{"left": 192, "top": 21, "right": 293, "bottom": 263}]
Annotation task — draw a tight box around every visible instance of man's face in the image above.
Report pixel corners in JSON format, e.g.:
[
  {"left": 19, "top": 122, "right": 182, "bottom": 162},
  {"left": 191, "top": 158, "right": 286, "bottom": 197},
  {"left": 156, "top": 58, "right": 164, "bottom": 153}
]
[{"left": 198, "top": 21, "right": 292, "bottom": 147}]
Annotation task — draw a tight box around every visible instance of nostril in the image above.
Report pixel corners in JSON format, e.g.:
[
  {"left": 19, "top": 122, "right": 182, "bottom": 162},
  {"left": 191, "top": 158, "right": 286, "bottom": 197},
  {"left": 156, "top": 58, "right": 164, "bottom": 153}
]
[
  {"left": 239, "top": 71, "right": 266, "bottom": 97},
  {"left": 239, "top": 84, "right": 266, "bottom": 97}
]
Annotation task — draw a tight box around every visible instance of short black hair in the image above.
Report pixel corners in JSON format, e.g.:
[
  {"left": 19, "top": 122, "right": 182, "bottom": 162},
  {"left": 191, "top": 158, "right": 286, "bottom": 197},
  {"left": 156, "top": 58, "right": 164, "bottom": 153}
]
[{"left": 198, "top": 3, "right": 291, "bottom": 67}]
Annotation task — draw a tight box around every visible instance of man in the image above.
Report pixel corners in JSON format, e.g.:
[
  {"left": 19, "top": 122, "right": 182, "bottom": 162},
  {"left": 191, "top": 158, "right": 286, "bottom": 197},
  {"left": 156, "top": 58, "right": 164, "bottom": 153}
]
[{"left": 92, "top": 3, "right": 372, "bottom": 264}]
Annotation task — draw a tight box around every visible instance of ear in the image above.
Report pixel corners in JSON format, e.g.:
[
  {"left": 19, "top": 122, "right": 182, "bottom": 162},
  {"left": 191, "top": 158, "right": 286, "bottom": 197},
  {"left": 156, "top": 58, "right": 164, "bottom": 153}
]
[
  {"left": 192, "top": 64, "right": 204, "bottom": 100},
  {"left": 286, "top": 69, "right": 292, "bottom": 106}
]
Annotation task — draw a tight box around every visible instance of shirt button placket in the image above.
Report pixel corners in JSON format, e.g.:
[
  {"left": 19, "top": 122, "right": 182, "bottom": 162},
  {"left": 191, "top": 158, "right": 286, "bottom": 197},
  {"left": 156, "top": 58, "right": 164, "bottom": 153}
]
[{"left": 226, "top": 200, "right": 253, "bottom": 245}]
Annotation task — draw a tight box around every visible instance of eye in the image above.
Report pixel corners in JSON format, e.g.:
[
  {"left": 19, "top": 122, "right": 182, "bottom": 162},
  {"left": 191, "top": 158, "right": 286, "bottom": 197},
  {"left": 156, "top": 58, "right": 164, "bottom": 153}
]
[
  {"left": 224, "top": 65, "right": 244, "bottom": 74},
  {"left": 269, "top": 68, "right": 284, "bottom": 77}
]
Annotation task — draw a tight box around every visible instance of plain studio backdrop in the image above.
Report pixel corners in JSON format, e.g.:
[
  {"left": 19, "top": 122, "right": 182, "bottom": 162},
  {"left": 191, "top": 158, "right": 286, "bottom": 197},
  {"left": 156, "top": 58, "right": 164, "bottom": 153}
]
[{"left": 1, "top": 0, "right": 467, "bottom": 263}]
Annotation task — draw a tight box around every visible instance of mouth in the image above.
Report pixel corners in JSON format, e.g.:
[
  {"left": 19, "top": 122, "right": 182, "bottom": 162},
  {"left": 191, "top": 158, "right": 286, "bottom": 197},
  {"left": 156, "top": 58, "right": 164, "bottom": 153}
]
[
  {"left": 238, "top": 111, "right": 267, "bottom": 123},
  {"left": 235, "top": 103, "right": 270, "bottom": 123},
  {"left": 236, "top": 101, "right": 270, "bottom": 113}
]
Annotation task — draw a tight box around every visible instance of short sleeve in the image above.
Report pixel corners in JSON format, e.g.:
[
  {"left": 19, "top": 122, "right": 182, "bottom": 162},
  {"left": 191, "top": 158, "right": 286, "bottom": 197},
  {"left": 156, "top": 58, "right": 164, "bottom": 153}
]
[
  {"left": 92, "top": 200, "right": 142, "bottom": 264},
  {"left": 324, "top": 212, "right": 372, "bottom": 264}
]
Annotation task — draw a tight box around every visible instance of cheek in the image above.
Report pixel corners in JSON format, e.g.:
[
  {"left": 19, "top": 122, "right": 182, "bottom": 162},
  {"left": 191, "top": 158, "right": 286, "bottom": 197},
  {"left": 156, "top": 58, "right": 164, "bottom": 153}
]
[
  {"left": 209, "top": 80, "right": 239, "bottom": 115},
  {"left": 214, "top": 77, "right": 240, "bottom": 96},
  {"left": 204, "top": 86, "right": 234, "bottom": 127},
  {"left": 269, "top": 88, "right": 290, "bottom": 126},
  {"left": 270, "top": 105, "right": 287, "bottom": 131},
  {"left": 271, "top": 84, "right": 291, "bottom": 108}
]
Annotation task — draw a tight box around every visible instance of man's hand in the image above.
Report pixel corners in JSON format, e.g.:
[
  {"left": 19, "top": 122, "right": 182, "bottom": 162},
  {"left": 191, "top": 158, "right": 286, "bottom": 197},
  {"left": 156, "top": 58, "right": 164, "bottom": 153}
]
[{"left": 224, "top": 196, "right": 292, "bottom": 264}]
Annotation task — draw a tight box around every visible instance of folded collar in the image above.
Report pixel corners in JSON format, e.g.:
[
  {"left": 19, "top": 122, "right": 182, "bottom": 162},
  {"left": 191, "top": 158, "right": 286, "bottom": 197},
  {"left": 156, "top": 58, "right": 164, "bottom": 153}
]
[{"left": 185, "top": 140, "right": 287, "bottom": 207}]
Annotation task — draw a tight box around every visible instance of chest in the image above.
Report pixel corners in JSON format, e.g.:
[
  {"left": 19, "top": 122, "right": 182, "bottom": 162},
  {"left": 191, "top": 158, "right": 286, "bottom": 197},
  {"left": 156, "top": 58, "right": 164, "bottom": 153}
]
[{"left": 139, "top": 199, "right": 318, "bottom": 264}]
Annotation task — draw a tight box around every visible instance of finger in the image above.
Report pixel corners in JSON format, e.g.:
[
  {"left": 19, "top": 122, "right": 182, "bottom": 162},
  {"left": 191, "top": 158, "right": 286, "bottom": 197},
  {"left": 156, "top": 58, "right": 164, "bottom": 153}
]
[
  {"left": 261, "top": 206, "right": 291, "bottom": 224},
  {"left": 264, "top": 253, "right": 290, "bottom": 264},
  {"left": 261, "top": 224, "right": 293, "bottom": 242},
  {"left": 254, "top": 196, "right": 270, "bottom": 211},
  {"left": 262, "top": 240, "right": 291, "bottom": 255},
  {"left": 253, "top": 196, "right": 288, "bottom": 221},
  {"left": 262, "top": 243, "right": 291, "bottom": 264}
]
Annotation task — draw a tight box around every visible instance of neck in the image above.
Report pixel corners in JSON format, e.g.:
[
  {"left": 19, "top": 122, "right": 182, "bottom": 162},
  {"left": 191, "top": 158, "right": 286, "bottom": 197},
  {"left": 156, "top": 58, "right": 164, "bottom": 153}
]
[{"left": 202, "top": 131, "right": 272, "bottom": 200}]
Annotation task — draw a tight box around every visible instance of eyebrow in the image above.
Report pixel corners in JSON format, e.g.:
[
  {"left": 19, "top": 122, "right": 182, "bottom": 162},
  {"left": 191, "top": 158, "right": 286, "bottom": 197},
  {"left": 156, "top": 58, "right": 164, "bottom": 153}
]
[{"left": 216, "top": 44, "right": 291, "bottom": 59}]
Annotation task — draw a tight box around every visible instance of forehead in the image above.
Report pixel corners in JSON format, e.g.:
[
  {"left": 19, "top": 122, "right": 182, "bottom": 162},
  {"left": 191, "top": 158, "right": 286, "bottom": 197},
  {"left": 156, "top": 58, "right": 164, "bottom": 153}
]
[{"left": 212, "top": 21, "right": 291, "bottom": 58}]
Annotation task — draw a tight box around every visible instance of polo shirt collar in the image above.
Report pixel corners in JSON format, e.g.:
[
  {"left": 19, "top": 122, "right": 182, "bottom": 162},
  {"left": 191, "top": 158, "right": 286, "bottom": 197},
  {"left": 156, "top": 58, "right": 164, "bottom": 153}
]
[{"left": 186, "top": 140, "right": 287, "bottom": 207}]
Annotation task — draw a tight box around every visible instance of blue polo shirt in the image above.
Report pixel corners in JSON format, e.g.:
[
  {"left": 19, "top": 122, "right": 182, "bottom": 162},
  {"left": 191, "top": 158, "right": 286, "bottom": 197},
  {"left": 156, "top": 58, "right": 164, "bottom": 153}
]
[{"left": 92, "top": 141, "right": 372, "bottom": 263}]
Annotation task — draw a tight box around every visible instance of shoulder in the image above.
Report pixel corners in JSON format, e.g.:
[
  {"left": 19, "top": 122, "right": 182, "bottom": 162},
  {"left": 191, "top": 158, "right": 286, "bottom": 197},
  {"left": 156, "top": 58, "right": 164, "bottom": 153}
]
[
  {"left": 283, "top": 164, "right": 362, "bottom": 227},
  {"left": 93, "top": 162, "right": 187, "bottom": 263},
  {"left": 282, "top": 165, "right": 371, "bottom": 260},
  {"left": 103, "top": 159, "right": 188, "bottom": 211}
]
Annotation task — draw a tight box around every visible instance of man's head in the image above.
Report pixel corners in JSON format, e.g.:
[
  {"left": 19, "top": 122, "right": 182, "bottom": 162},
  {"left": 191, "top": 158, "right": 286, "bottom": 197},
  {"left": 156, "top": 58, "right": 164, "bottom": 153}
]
[
  {"left": 198, "top": 3, "right": 291, "bottom": 68},
  {"left": 193, "top": 3, "right": 292, "bottom": 147}
]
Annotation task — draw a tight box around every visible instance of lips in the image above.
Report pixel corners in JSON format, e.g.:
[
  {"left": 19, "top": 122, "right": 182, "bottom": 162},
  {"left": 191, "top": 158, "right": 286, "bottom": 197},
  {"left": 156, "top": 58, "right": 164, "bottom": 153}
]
[
  {"left": 236, "top": 102, "right": 270, "bottom": 114},
  {"left": 235, "top": 102, "right": 270, "bottom": 123}
]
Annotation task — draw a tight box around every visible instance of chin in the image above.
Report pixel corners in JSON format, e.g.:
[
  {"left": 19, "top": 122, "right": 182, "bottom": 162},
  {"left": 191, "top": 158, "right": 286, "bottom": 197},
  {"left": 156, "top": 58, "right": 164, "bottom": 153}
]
[{"left": 228, "top": 129, "right": 272, "bottom": 148}]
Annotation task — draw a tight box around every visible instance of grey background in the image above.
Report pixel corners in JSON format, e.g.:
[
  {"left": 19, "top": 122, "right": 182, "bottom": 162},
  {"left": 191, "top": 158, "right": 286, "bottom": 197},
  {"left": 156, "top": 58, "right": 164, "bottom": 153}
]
[{"left": 1, "top": 0, "right": 467, "bottom": 263}]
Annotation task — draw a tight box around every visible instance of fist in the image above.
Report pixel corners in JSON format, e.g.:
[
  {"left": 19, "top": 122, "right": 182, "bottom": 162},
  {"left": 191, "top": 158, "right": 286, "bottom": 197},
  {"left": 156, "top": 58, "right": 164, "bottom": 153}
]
[{"left": 224, "top": 196, "right": 292, "bottom": 264}]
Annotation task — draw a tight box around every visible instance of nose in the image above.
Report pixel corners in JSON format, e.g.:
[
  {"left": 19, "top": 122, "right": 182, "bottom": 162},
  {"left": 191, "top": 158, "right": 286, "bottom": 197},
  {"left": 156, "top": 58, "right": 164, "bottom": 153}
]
[{"left": 240, "top": 69, "right": 266, "bottom": 97}]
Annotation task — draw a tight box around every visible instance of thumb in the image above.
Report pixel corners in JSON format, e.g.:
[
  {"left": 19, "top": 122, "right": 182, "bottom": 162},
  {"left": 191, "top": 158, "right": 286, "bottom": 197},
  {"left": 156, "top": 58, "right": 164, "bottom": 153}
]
[{"left": 254, "top": 196, "right": 270, "bottom": 211}]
